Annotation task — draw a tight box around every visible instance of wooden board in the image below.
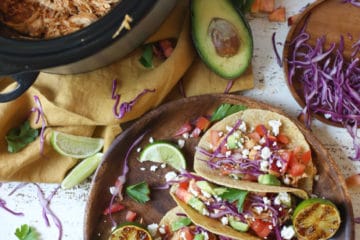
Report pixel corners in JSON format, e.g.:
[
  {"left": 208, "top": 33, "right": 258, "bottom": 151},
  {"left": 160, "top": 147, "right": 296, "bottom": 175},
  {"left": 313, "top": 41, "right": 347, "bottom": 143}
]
[
  {"left": 283, "top": 0, "right": 360, "bottom": 127},
  {"left": 84, "top": 94, "right": 354, "bottom": 240}
]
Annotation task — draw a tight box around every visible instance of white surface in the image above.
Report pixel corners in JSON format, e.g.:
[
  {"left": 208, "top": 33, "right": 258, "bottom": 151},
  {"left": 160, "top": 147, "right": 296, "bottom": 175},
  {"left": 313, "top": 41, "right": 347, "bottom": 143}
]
[{"left": 1, "top": 1, "right": 359, "bottom": 239}]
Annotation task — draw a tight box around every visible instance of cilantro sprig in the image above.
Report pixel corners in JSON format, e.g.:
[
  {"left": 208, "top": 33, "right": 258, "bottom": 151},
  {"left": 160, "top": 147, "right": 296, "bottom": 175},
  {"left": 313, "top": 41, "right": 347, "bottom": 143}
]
[
  {"left": 126, "top": 181, "right": 150, "bottom": 204},
  {"left": 6, "top": 120, "right": 39, "bottom": 153},
  {"left": 220, "top": 188, "right": 248, "bottom": 212},
  {"left": 15, "top": 224, "right": 39, "bottom": 240},
  {"left": 139, "top": 44, "right": 154, "bottom": 68},
  {"left": 211, "top": 103, "right": 247, "bottom": 122}
]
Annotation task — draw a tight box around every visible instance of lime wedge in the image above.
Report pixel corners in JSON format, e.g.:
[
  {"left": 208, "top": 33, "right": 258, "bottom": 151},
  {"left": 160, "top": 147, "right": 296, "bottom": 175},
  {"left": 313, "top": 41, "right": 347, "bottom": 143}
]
[
  {"left": 51, "top": 131, "right": 104, "bottom": 159},
  {"left": 61, "top": 152, "right": 103, "bottom": 189},
  {"left": 292, "top": 198, "right": 341, "bottom": 240},
  {"left": 110, "top": 222, "right": 152, "bottom": 240},
  {"left": 139, "top": 142, "right": 186, "bottom": 171}
]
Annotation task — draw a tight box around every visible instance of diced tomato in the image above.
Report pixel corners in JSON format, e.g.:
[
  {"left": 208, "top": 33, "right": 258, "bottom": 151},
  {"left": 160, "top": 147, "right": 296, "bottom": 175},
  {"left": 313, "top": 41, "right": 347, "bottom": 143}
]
[
  {"left": 191, "top": 127, "right": 202, "bottom": 138},
  {"left": 301, "top": 150, "right": 312, "bottom": 164},
  {"left": 279, "top": 150, "right": 294, "bottom": 173},
  {"left": 178, "top": 181, "right": 189, "bottom": 190},
  {"left": 242, "top": 173, "right": 258, "bottom": 182},
  {"left": 103, "top": 202, "right": 125, "bottom": 215},
  {"left": 250, "top": 219, "right": 272, "bottom": 238},
  {"left": 125, "top": 210, "right": 137, "bottom": 222},
  {"left": 251, "top": 0, "right": 260, "bottom": 13},
  {"left": 255, "top": 124, "right": 267, "bottom": 137},
  {"left": 268, "top": 7, "right": 286, "bottom": 22},
  {"left": 277, "top": 134, "right": 289, "bottom": 144},
  {"left": 175, "top": 187, "right": 193, "bottom": 203},
  {"left": 159, "top": 40, "right": 174, "bottom": 58},
  {"left": 195, "top": 116, "right": 210, "bottom": 131},
  {"left": 220, "top": 144, "right": 228, "bottom": 154},
  {"left": 174, "top": 122, "right": 193, "bottom": 137},
  {"left": 288, "top": 14, "right": 300, "bottom": 26},
  {"left": 288, "top": 162, "right": 306, "bottom": 177},
  {"left": 259, "top": 0, "right": 275, "bottom": 13},
  {"left": 179, "top": 227, "right": 194, "bottom": 240},
  {"left": 220, "top": 163, "right": 234, "bottom": 176},
  {"left": 267, "top": 134, "right": 277, "bottom": 142}
]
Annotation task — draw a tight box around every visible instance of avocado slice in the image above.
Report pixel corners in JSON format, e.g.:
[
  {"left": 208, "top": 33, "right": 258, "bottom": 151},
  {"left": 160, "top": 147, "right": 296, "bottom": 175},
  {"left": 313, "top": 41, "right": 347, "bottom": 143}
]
[{"left": 191, "top": 0, "right": 253, "bottom": 79}]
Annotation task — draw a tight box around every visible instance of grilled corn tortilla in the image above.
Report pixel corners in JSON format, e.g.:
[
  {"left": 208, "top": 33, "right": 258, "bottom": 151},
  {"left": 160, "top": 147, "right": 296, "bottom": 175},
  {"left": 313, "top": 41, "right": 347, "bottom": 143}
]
[{"left": 194, "top": 109, "right": 316, "bottom": 199}]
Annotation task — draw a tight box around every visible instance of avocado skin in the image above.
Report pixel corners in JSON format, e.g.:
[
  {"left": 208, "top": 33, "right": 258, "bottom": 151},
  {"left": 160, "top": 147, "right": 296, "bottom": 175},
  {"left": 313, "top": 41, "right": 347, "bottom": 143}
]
[{"left": 191, "top": 0, "right": 253, "bottom": 79}]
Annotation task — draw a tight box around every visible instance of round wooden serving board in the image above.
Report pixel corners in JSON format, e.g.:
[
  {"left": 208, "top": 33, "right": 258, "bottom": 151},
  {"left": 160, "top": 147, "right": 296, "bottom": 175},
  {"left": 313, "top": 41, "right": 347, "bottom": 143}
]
[
  {"left": 84, "top": 94, "right": 354, "bottom": 240},
  {"left": 283, "top": 0, "right": 360, "bottom": 127}
]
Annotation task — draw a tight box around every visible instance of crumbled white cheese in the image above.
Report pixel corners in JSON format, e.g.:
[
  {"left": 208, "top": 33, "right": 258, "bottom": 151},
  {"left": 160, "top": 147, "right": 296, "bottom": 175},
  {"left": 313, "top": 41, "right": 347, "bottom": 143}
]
[
  {"left": 140, "top": 167, "right": 146, "bottom": 171},
  {"left": 239, "top": 121, "right": 247, "bottom": 132},
  {"left": 149, "top": 137, "right": 154, "bottom": 143},
  {"left": 178, "top": 139, "right": 185, "bottom": 149},
  {"left": 150, "top": 165, "right": 158, "bottom": 172},
  {"left": 161, "top": 163, "right": 167, "bottom": 168},
  {"left": 276, "top": 160, "right": 283, "bottom": 168},
  {"left": 281, "top": 225, "right": 296, "bottom": 240},
  {"left": 201, "top": 190, "right": 212, "bottom": 198},
  {"left": 136, "top": 147, "right": 142, "bottom": 153},
  {"left": 202, "top": 231, "right": 209, "bottom": 240},
  {"left": 221, "top": 216, "right": 229, "bottom": 225},
  {"left": 314, "top": 175, "right": 320, "bottom": 181},
  {"left": 324, "top": 113, "right": 332, "bottom": 119},
  {"left": 109, "top": 186, "right": 116, "bottom": 195},
  {"left": 268, "top": 119, "right": 282, "bottom": 136},
  {"left": 182, "top": 133, "right": 189, "bottom": 139},
  {"left": 202, "top": 208, "right": 210, "bottom": 216},
  {"left": 283, "top": 176, "right": 291, "bottom": 185},
  {"left": 259, "top": 137, "right": 266, "bottom": 144},
  {"left": 254, "top": 206, "right": 264, "bottom": 214},
  {"left": 242, "top": 149, "right": 250, "bottom": 157},
  {"left": 218, "top": 131, "right": 224, "bottom": 137},
  {"left": 261, "top": 147, "right": 272, "bottom": 160},
  {"left": 165, "top": 171, "right": 177, "bottom": 182},
  {"left": 274, "top": 192, "right": 291, "bottom": 206},
  {"left": 260, "top": 160, "right": 269, "bottom": 171},
  {"left": 253, "top": 145, "right": 262, "bottom": 150},
  {"left": 147, "top": 223, "right": 159, "bottom": 237},
  {"left": 263, "top": 197, "right": 271, "bottom": 206},
  {"left": 225, "top": 150, "right": 232, "bottom": 157},
  {"left": 158, "top": 225, "right": 166, "bottom": 234},
  {"left": 226, "top": 125, "right": 233, "bottom": 132}
]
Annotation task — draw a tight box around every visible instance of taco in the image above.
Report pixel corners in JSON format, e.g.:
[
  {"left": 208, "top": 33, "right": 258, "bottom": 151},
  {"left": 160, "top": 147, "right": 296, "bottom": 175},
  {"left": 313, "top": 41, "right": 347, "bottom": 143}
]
[
  {"left": 170, "top": 172, "right": 306, "bottom": 240},
  {"left": 158, "top": 206, "right": 232, "bottom": 239},
  {"left": 194, "top": 109, "right": 317, "bottom": 198}
]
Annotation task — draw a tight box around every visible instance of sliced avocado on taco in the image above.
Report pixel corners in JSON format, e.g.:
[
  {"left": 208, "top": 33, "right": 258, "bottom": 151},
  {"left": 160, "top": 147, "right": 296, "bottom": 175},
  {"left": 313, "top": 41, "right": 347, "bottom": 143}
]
[
  {"left": 159, "top": 206, "right": 225, "bottom": 240},
  {"left": 194, "top": 109, "right": 317, "bottom": 198},
  {"left": 169, "top": 173, "right": 340, "bottom": 240}
]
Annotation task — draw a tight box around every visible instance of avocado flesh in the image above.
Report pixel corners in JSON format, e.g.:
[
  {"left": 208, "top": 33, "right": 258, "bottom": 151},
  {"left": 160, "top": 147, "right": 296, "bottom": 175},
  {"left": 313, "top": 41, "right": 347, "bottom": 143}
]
[{"left": 191, "top": 0, "right": 253, "bottom": 79}]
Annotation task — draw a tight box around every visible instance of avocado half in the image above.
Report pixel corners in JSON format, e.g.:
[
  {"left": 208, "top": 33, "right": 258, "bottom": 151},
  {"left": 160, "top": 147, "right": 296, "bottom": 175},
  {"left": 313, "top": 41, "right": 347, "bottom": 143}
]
[{"left": 191, "top": 0, "right": 253, "bottom": 79}]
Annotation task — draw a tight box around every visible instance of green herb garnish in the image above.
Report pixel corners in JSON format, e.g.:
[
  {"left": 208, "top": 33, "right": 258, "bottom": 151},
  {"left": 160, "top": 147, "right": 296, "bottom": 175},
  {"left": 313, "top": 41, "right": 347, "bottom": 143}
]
[
  {"left": 6, "top": 120, "right": 39, "bottom": 153},
  {"left": 139, "top": 44, "right": 154, "bottom": 68},
  {"left": 211, "top": 103, "right": 247, "bottom": 122},
  {"left": 126, "top": 181, "right": 150, "bottom": 204},
  {"left": 15, "top": 224, "right": 39, "bottom": 240},
  {"left": 220, "top": 188, "right": 248, "bottom": 212}
]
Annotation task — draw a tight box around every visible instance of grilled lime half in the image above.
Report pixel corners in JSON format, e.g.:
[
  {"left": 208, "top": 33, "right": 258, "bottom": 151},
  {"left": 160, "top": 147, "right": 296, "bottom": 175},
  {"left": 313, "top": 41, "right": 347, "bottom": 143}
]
[
  {"left": 292, "top": 198, "right": 341, "bottom": 240},
  {"left": 110, "top": 222, "right": 152, "bottom": 240}
]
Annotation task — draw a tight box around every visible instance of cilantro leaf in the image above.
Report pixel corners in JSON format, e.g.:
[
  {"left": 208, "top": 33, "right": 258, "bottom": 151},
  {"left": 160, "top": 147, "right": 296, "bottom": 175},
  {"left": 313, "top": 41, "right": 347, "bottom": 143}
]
[
  {"left": 139, "top": 44, "right": 154, "bottom": 68},
  {"left": 6, "top": 120, "right": 39, "bottom": 153},
  {"left": 126, "top": 181, "right": 150, "bottom": 204},
  {"left": 220, "top": 188, "right": 248, "bottom": 212},
  {"left": 211, "top": 104, "right": 248, "bottom": 122},
  {"left": 15, "top": 224, "right": 39, "bottom": 240}
]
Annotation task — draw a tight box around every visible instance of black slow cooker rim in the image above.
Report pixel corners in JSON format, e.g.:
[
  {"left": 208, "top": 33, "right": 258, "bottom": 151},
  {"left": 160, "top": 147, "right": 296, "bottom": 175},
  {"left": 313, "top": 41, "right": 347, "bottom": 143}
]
[{"left": 0, "top": 0, "right": 158, "bottom": 73}]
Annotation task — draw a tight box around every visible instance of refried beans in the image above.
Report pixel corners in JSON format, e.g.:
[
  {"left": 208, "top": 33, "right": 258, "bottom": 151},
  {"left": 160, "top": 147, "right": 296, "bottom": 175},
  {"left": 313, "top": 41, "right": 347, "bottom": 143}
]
[{"left": 0, "top": 0, "right": 121, "bottom": 39}]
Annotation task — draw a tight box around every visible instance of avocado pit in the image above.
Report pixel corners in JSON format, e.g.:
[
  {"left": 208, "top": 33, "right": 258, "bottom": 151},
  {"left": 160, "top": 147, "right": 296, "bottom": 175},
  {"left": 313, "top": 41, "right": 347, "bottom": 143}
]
[{"left": 208, "top": 18, "right": 240, "bottom": 57}]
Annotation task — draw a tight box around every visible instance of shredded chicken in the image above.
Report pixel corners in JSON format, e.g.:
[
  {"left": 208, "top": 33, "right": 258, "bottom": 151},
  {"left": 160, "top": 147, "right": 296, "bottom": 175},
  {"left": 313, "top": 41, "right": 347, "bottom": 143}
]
[{"left": 0, "top": 0, "right": 121, "bottom": 38}]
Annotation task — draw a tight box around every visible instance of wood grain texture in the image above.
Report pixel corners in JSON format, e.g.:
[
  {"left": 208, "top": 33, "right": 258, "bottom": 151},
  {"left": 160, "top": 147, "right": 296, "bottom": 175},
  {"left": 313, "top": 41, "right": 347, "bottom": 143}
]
[{"left": 84, "top": 94, "right": 354, "bottom": 240}]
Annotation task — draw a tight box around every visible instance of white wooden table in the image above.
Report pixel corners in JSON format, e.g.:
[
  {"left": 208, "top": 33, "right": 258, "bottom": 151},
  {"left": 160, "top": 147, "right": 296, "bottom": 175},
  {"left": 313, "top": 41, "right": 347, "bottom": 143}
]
[{"left": 1, "top": 1, "right": 359, "bottom": 239}]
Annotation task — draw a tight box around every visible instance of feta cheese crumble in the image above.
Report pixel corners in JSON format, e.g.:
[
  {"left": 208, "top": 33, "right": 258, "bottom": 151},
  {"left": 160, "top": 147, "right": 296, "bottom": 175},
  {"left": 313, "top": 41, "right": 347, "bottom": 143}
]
[
  {"left": 281, "top": 225, "right": 296, "bottom": 239},
  {"left": 261, "top": 147, "right": 272, "bottom": 160},
  {"left": 268, "top": 119, "right": 282, "bottom": 136},
  {"left": 147, "top": 223, "right": 159, "bottom": 237},
  {"left": 165, "top": 171, "right": 177, "bottom": 182}
]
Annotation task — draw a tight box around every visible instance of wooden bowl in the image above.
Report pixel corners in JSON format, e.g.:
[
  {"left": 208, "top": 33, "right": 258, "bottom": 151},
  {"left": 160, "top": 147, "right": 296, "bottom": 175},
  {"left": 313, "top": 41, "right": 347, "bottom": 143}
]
[
  {"left": 83, "top": 94, "right": 354, "bottom": 240},
  {"left": 283, "top": 0, "right": 360, "bottom": 127}
]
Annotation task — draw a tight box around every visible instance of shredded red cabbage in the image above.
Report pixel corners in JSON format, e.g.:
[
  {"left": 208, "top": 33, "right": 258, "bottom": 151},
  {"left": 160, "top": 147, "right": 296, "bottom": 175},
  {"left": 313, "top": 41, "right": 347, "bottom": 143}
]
[
  {"left": 272, "top": 32, "right": 283, "bottom": 67},
  {"left": 108, "top": 130, "right": 148, "bottom": 227},
  {"left": 34, "top": 184, "right": 62, "bottom": 240},
  {"left": 111, "top": 79, "right": 156, "bottom": 119},
  {"left": 0, "top": 198, "right": 24, "bottom": 216},
  {"left": 287, "top": 22, "right": 360, "bottom": 160},
  {"left": 31, "top": 95, "right": 47, "bottom": 155},
  {"left": 224, "top": 80, "right": 234, "bottom": 94},
  {"left": 355, "top": 217, "right": 360, "bottom": 224},
  {"left": 342, "top": 0, "right": 360, "bottom": 7}
]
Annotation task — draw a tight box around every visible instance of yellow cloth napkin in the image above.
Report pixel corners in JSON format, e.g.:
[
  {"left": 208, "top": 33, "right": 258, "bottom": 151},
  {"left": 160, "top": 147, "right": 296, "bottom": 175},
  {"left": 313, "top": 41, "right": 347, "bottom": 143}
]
[{"left": 0, "top": 0, "right": 253, "bottom": 183}]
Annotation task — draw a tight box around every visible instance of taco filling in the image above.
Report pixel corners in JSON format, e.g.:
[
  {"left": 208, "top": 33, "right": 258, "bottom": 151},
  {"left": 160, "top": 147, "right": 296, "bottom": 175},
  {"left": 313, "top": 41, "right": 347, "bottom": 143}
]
[
  {"left": 194, "top": 109, "right": 316, "bottom": 193},
  {"left": 170, "top": 173, "right": 301, "bottom": 240}
]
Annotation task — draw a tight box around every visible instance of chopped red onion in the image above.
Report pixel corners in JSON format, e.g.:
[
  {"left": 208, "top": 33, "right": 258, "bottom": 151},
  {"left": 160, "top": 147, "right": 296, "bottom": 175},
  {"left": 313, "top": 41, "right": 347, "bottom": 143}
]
[
  {"left": 111, "top": 79, "right": 156, "bottom": 119},
  {"left": 342, "top": 0, "right": 360, "bottom": 7}
]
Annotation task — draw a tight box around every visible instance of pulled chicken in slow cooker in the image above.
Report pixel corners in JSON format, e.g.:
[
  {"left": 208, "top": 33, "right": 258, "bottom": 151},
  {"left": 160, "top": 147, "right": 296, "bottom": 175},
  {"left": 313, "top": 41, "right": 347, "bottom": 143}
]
[{"left": 0, "top": 0, "right": 121, "bottom": 39}]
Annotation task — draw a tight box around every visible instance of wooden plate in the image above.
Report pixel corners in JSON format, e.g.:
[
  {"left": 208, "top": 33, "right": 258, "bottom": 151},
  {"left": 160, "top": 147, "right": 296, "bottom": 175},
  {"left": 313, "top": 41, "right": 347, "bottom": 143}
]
[
  {"left": 83, "top": 94, "right": 354, "bottom": 240},
  {"left": 283, "top": 0, "right": 360, "bottom": 127}
]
